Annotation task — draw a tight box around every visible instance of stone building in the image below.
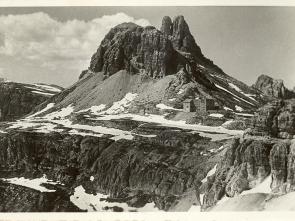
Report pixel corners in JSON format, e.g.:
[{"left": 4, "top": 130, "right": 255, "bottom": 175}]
[
  {"left": 183, "top": 99, "right": 195, "bottom": 112},
  {"left": 183, "top": 98, "right": 216, "bottom": 113}
]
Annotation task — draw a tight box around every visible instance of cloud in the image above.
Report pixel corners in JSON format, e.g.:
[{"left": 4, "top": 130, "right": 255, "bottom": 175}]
[{"left": 0, "top": 12, "right": 150, "bottom": 71}]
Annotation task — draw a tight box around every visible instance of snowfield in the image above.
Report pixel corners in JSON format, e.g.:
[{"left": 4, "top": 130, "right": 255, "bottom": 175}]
[
  {"left": 70, "top": 185, "right": 160, "bottom": 212},
  {"left": 0, "top": 175, "right": 61, "bottom": 192}
]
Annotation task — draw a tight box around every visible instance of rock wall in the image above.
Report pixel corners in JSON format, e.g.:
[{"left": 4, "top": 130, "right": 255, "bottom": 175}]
[
  {"left": 201, "top": 137, "right": 295, "bottom": 210},
  {"left": 251, "top": 99, "right": 295, "bottom": 138}
]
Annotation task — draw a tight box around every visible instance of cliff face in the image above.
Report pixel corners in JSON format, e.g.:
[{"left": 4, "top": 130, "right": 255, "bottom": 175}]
[
  {"left": 88, "top": 16, "right": 214, "bottom": 80},
  {"left": 251, "top": 99, "right": 295, "bottom": 139},
  {"left": 0, "top": 130, "right": 222, "bottom": 211},
  {"left": 201, "top": 137, "right": 295, "bottom": 210}
]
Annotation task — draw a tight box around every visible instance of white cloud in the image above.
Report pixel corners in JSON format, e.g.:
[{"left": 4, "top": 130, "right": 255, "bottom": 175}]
[{"left": 0, "top": 12, "right": 150, "bottom": 71}]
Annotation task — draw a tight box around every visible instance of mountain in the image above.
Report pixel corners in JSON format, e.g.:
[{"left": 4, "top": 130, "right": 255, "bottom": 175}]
[
  {"left": 0, "top": 15, "right": 294, "bottom": 212},
  {"left": 0, "top": 80, "right": 62, "bottom": 121},
  {"left": 252, "top": 74, "right": 295, "bottom": 99},
  {"left": 35, "top": 15, "right": 264, "bottom": 117}
]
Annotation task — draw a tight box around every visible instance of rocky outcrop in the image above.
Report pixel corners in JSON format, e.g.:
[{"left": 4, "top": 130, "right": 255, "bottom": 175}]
[
  {"left": 0, "top": 181, "right": 82, "bottom": 212},
  {"left": 251, "top": 99, "right": 295, "bottom": 138},
  {"left": 0, "top": 82, "right": 61, "bottom": 121},
  {"left": 253, "top": 74, "right": 295, "bottom": 99},
  {"left": 201, "top": 137, "right": 295, "bottom": 210},
  {"left": 88, "top": 16, "right": 220, "bottom": 81}
]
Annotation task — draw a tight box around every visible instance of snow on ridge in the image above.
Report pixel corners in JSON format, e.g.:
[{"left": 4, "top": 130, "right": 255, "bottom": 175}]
[
  {"left": 70, "top": 185, "right": 160, "bottom": 212},
  {"left": 228, "top": 83, "right": 242, "bottom": 92},
  {"left": 156, "top": 103, "right": 181, "bottom": 111},
  {"left": 1, "top": 175, "right": 61, "bottom": 192},
  {"left": 32, "top": 91, "right": 55, "bottom": 96},
  {"left": 32, "top": 84, "right": 62, "bottom": 93},
  {"left": 215, "top": 84, "right": 255, "bottom": 106},
  {"left": 26, "top": 103, "right": 55, "bottom": 119},
  {"left": 228, "top": 82, "right": 257, "bottom": 102}
]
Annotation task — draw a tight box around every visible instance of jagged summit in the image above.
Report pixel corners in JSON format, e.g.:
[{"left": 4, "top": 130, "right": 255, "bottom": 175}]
[{"left": 88, "top": 15, "right": 214, "bottom": 80}]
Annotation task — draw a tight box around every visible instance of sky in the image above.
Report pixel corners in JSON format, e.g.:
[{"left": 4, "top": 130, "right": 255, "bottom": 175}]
[{"left": 0, "top": 6, "right": 294, "bottom": 89}]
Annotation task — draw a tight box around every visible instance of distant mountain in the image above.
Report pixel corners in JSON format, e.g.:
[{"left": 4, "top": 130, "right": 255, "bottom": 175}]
[
  {"left": 0, "top": 81, "right": 62, "bottom": 121},
  {"left": 252, "top": 74, "right": 295, "bottom": 99}
]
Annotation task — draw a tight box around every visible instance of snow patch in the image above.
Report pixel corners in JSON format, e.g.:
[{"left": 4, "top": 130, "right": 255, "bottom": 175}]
[
  {"left": 209, "top": 113, "right": 224, "bottom": 118},
  {"left": 70, "top": 185, "right": 160, "bottom": 212},
  {"left": 90, "top": 176, "right": 94, "bottom": 182},
  {"left": 224, "top": 107, "right": 233, "bottom": 111},
  {"left": 168, "top": 98, "right": 176, "bottom": 101},
  {"left": 156, "top": 103, "right": 181, "bottom": 111},
  {"left": 177, "top": 89, "right": 185, "bottom": 95},
  {"left": 235, "top": 112, "right": 254, "bottom": 117},
  {"left": 235, "top": 105, "right": 244, "bottom": 112},
  {"left": 44, "top": 105, "right": 74, "bottom": 120},
  {"left": 1, "top": 175, "right": 61, "bottom": 192},
  {"left": 77, "top": 104, "right": 106, "bottom": 115},
  {"left": 26, "top": 103, "right": 55, "bottom": 118},
  {"left": 102, "top": 93, "right": 137, "bottom": 115},
  {"left": 32, "top": 91, "right": 55, "bottom": 96},
  {"left": 201, "top": 165, "right": 217, "bottom": 183},
  {"left": 241, "top": 176, "right": 272, "bottom": 195}
]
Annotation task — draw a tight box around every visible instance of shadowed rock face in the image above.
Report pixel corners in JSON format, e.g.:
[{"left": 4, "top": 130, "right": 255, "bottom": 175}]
[
  {"left": 251, "top": 99, "right": 295, "bottom": 139},
  {"left": 253, "top": 74, "right": 295, "bottom": 99}
]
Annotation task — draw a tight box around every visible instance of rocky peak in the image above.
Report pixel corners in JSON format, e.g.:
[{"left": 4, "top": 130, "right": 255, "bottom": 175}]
[
  {"left": 160, "top": 16, "right": 173, "bottom": 36},
  {"left": 253, "top": 74, "right": 290, "bottom": 99},
  {"left": 88, "top": 15, "right": 216, "bottom": 81}
]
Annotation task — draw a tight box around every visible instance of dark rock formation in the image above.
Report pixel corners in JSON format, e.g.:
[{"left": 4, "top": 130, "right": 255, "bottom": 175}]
[
  {"left": 88, "top": 16, "right": 220, "bottom": 80},
  {"left": 251, "top": 99, "right": 295, "bottom": 138},
  {"left": 201, "top": 137, "right": 295, "bottom": 210},
  {"left": 253, "top": 74, "right": 295, "bottom": 99},
  {"left": 0, "top": 181, "right": 82, "bottom": 212}
]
